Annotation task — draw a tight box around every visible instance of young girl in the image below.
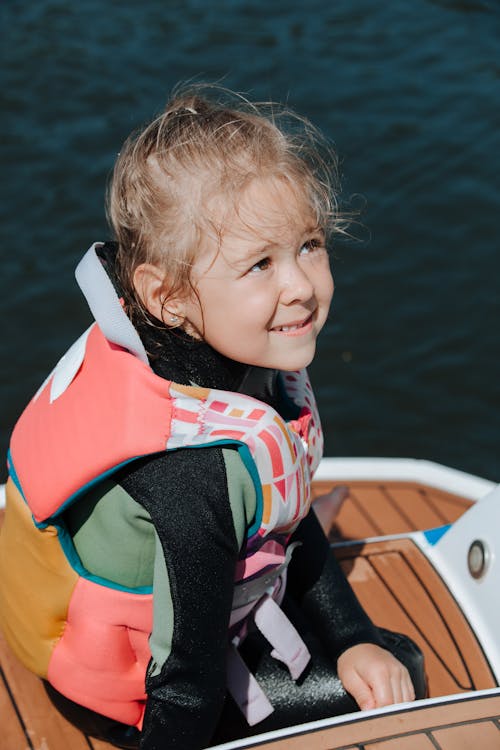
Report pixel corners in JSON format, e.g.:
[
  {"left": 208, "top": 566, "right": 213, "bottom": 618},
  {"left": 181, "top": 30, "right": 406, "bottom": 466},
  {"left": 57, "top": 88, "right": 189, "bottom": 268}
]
[{"left": 0, "top": 86, "right": 425, "bottom": 750}]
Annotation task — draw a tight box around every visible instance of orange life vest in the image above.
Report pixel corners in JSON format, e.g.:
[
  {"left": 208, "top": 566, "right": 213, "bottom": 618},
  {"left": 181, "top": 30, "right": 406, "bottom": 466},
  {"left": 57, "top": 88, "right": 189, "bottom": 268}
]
[{"left": 0, "top": 244, "right": 323, "bottom": 728}]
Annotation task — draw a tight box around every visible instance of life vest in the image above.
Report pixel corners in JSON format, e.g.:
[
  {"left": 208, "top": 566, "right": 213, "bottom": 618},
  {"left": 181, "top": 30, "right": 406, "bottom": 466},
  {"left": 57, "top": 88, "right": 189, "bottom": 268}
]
[{"left": 0, "top": 244, "right": 323, "bottom": 729}]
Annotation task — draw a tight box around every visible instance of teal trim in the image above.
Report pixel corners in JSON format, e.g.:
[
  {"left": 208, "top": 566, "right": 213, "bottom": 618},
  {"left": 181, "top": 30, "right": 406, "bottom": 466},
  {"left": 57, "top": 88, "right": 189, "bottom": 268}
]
[
  {"left": 35, "top": 437, "right": 257, "bottom": 590},
  {"left": 14, "top": 435, "right": 263, "bottom": 580},
  {"left": 236, "top": 444, "right": 263, "bottom": 536},
  {"left": 49, "top": 437, "right": 261, "bottom": 588},
  {"left": 6, "top": 451, "right": 51, "bottom": 529},
  {"left": 423, "top": 525, "right": 451, "bottom": 545},
  {"left": 6, "top": 449, "right": 24, "bottom": 497},
  {"left": 46, "top": 455, "right": 147, "bottom": 521},
  {"left": 55, "top": 519, "right": 153, "bottom": 595},
  {"left": 33, "top": 518, "right": 50, "bottom": 530},
  {"left": 9, "top": 447, "right": 152, "bottom": 592},
  {"left": 39, "top": 440, "right": 251, "bottom": 522},
  {"left": 9, "top": 449, "right": 146, "bottom": 528}
]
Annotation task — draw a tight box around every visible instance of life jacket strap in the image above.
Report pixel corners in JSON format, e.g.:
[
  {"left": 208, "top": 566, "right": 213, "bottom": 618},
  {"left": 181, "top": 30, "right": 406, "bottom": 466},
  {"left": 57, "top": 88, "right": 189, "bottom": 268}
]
[
  {"left": 253, "top": 594, "right": 311, "bottom": 681},
  {"left": 227, "top": 644, "right": 274, "bottom": 726},
  {"left": 226, "top": 541, "right": 311, "bottom": 725}
]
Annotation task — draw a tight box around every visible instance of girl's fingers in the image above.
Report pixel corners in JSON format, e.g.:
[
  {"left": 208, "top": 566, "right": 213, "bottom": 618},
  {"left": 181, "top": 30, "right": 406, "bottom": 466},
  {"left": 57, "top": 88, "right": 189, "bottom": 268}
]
[
  {"left": 338, "top": 644, "right": 417, "bottom": 711},
  {"left": 341, "top": 668, "right": 376, "bottom": 711},
  {"left": 372, "top": 674, "right": 395, "bottom": 708},
  {"left": 402, "top": 673, "right": 416, "bottom": 703},
  {"left": 389, "top": 675, "right": 404, "bottom": 705},
  {"left": 382, "top": 668, "right": 415, "bottom": 707},
  {"left": 395, "top": 666, "right": 415, "bottom": 704},
  {"left": 373, "top": 664, "right": 414, "bottom": 708}
]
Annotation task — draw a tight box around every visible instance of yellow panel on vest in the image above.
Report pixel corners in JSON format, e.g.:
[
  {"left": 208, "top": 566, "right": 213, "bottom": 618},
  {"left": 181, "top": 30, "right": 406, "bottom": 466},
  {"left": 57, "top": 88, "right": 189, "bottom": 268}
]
[
  {"left": 262, "top": 484, "right": 272, "bottom": 525},
  {"left": 0, "top": 479, "right": 78, "bottom": 676}
]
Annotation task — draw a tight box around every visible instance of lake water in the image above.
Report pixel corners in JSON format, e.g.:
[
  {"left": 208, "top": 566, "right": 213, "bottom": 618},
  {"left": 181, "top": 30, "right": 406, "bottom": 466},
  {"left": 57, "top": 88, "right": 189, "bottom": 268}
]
[{"left": 1, "top": 0, "right": 499, "bottom": 483}]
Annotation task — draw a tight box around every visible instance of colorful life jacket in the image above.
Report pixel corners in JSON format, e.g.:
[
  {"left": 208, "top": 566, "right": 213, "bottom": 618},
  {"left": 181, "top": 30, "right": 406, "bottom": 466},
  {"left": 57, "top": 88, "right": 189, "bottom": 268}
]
[{"left": 0, "top": 244, "right": 323, "bottom": 729}]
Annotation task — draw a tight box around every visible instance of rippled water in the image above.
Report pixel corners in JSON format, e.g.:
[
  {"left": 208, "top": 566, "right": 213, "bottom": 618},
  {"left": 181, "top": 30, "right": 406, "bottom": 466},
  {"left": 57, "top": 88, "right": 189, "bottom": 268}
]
[{"left": 1, "top": 0, "right": 499, "bottom": 482}]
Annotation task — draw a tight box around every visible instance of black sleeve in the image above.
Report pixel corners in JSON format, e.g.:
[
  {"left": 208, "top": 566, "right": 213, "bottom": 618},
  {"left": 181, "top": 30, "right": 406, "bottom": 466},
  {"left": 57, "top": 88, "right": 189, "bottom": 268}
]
[
  {"left": 116, "top": 447, "right": 241, "bottom": 750},
  {"left": 285, "top": 508, "right": 384, "bottom": 661}
]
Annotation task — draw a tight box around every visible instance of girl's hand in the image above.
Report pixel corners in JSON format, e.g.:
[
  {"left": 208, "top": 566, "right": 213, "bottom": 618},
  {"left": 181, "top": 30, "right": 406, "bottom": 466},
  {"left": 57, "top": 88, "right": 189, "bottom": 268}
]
[{"left": 337, "top": 643, "right": 416, "bottom": 710}]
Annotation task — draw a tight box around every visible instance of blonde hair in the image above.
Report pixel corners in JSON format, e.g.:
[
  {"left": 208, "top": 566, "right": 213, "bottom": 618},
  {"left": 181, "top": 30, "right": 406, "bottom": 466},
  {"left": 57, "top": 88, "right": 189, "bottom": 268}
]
[{"left": 106, "top": 83, "right": 342, "bottom": 324}]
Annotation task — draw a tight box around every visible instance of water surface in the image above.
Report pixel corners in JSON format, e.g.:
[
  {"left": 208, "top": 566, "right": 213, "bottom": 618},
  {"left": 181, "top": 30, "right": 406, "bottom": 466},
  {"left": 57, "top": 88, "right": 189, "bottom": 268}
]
[{"left": 1, "top": 0, "right": 499, "bottom": 482}]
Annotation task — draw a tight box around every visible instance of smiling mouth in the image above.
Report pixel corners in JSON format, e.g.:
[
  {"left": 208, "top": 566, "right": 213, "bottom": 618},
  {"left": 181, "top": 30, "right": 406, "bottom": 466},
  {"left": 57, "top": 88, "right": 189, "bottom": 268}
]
[{"left": 271, "top": 313, "right": 314, "bottom": 334}]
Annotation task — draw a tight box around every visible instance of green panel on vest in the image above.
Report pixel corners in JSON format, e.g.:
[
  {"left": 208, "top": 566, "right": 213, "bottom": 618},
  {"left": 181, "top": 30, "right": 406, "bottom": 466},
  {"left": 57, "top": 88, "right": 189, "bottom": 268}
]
[{"left": 64, "top": 479, "right": 156, "bottom": 588}]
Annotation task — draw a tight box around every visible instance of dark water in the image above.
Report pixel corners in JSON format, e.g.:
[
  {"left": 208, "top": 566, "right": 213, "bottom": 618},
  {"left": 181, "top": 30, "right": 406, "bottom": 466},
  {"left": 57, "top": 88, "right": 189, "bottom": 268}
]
[{"left": 1, "top": 0, "right": 499, "bottom": 483}]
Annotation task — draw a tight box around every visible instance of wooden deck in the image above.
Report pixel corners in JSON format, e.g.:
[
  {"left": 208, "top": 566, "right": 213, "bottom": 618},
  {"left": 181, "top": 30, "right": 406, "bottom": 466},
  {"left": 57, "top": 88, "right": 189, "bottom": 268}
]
[
  {"left": 334, "top": 537, "right": 496, "bottom": 698},
  {"left": 310, "top": 480, "right": 474, "bottom": 542},
  {"left": 1, "top": 480, "right": 493, "bottom": 750}
]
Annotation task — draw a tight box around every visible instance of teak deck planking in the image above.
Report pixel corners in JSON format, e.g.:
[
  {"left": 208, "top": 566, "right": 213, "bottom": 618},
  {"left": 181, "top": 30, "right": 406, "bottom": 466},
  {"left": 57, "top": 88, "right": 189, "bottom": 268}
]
[
  {"left": 334, "top": 537, "right": 495, "bottom": 697},
  {"left": 1, "top": 479, "right": 495, "bottom": 750},
  {"left": 310, "top": 480, "right": 474, "bottom": 542}
]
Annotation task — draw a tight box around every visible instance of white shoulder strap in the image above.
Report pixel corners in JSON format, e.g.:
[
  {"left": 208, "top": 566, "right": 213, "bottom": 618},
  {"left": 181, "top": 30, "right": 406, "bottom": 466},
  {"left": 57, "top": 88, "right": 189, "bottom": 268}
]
[{"left": 75, "top": 243, "right": 149, "bottom": 365}]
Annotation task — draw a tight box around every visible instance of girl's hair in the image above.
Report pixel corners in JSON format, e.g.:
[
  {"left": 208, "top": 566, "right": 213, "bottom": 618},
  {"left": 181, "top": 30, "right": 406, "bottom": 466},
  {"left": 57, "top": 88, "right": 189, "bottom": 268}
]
[{"left": 106, "top": 83, "right": 342, "bottom": 324}]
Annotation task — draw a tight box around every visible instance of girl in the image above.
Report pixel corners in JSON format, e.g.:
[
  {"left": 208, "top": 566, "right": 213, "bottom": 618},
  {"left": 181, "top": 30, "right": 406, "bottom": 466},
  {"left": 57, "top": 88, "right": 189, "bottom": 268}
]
[{"left": 0, "top": 86, "right": 425, "bottom": 750}]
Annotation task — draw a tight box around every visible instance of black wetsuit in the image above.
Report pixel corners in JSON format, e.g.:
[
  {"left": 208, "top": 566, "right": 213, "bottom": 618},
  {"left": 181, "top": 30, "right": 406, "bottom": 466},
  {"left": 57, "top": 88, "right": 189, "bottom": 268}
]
[{"left": 47, "top": 245, "right": 425, "bottom": 750}]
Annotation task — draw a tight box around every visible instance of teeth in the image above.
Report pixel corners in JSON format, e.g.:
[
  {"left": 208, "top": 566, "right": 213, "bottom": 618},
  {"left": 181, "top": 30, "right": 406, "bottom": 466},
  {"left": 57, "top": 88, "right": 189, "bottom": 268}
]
[
  {"left": 274, "top": 321, "right": 306, "bottom": 332},
  {"left": 272, "top": 316, "right": 312, "bottom": 332}
]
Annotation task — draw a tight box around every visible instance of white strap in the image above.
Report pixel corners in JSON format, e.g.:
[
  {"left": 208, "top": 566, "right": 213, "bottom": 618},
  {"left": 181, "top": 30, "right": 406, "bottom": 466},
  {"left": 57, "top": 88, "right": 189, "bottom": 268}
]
[
  {"left": 253, "top": 595, "right": 311, "bottom": 681},
  {"left": 227, "top": 644, "right": 274, "bottom": 726},
  {"left": 75, "top": 243, "right": 149, "bottom": 364}
]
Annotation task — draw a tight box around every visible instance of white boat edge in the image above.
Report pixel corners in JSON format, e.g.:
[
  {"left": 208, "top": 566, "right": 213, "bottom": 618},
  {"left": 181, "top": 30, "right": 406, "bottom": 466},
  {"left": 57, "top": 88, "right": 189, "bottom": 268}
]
[
  {"left": 0, "top": 456, "right": 496, "bottom": 512},
  {"left": 312, "top": 456, "right": 495, "bottom": 499},
  {"left": 208, "top": 686, "right": 500, "bottom": 749}
]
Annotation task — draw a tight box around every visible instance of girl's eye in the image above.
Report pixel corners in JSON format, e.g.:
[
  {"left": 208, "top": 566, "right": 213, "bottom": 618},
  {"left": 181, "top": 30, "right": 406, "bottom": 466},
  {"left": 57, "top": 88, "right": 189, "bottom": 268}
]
[
  {"left": 248, "top": 257, "right": 271, "bottom": 274},
  {"left": 299, "top": 238, "right": 322, "bottom": 256}
]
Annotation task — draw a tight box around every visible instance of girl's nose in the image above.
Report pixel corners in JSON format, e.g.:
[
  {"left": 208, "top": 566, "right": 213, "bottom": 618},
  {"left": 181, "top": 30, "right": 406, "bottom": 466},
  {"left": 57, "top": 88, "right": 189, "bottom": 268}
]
[{"left": 279, "top": 261, "right": 314, "bottom": 305}]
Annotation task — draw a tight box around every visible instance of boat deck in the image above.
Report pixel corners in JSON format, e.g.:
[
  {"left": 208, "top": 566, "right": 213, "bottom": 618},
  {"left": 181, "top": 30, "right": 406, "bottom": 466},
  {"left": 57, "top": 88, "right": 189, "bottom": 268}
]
[
  {"left": 2, "top": 480, "right": 497, "bottom": 750},
  {"left": 311, "top": 479, "right": 474, "bottom": 542},
  {"left": 335, "top": 536, "right": 495, "bottom": 698}
]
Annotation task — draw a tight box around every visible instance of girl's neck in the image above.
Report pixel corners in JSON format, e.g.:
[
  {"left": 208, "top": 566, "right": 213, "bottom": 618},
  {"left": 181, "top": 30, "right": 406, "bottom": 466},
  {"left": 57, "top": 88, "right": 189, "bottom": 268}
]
[{"left": 138, "top": 317, "right": 280, "bottom": 408}]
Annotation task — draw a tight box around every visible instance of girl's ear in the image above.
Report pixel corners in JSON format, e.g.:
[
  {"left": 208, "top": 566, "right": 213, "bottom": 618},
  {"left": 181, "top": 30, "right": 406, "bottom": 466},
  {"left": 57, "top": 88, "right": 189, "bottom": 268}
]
[{"left": 133, "top": 263, "right": 186, "bottom": 325}]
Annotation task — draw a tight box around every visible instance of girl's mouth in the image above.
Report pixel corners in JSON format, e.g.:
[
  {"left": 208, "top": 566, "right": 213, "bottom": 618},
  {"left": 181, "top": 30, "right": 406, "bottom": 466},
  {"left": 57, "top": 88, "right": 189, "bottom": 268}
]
[{"left": 271, "top": 314, "right": 314, "bottom": 335}]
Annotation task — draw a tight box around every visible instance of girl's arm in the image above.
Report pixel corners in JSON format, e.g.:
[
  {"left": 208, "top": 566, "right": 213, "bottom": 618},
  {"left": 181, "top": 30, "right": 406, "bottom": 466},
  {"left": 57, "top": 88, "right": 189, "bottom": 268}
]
[
  {"left": 118, "top": 447, "right": 242, "bottom": 750},
  {"left": 286, "top": 508, "right": 384, "bottom": 655},
  {"left": 285, "top": 509, "right": 415, "bottom": 709}
]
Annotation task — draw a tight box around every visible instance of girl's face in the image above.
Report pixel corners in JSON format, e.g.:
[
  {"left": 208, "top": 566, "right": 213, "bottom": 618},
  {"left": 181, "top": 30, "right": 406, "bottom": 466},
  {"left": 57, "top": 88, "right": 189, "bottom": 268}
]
[{"left": 182, "top": 176, "right": 334, "bottom": 371}]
